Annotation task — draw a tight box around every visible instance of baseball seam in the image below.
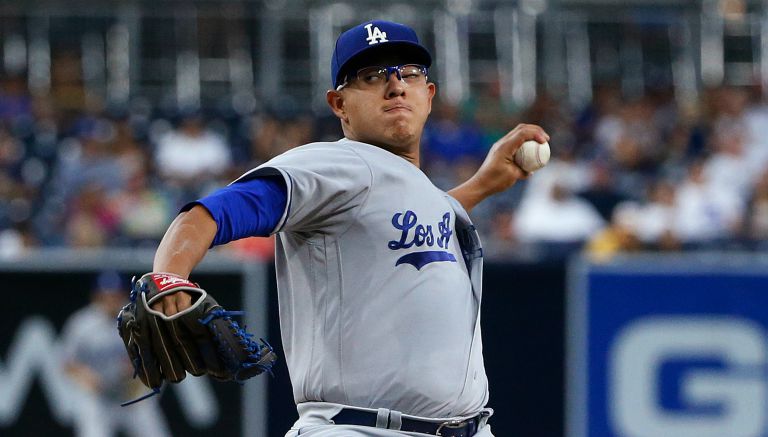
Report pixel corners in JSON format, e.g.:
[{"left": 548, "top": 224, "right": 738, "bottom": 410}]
[{"left": 535, "top": 145, "right": 542, "bottom": 167}]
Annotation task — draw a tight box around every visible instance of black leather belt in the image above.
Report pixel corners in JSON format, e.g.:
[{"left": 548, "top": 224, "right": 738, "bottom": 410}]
[{"left": 331, "top": 408, "right": 482, "bottom": 437}]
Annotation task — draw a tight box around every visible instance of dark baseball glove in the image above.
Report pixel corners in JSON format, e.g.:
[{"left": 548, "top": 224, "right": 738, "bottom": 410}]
[{"left": 117, "top": 272, "right": 277, "bottom": 405}]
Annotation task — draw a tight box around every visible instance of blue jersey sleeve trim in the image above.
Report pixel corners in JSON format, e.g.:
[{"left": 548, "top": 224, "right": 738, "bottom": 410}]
[
  {"left": 232, "top": 166, "right": 292, "bottom": 233},
  {"left": 182, "top": 175, "right": 288, "bottom": 247},
  {"left": 276, "top": 170, "right": 293, "bottom": 232}
]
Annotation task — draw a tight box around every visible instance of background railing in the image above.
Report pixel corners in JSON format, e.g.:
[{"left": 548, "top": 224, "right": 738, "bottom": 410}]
[{"left": 3, "top": 0, "right": 768, "bottom": 110}]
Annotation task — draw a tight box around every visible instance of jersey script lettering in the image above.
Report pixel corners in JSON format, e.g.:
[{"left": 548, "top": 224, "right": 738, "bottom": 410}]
[{"left": 388, "top": 211, "right": 456, "bottom": 269}]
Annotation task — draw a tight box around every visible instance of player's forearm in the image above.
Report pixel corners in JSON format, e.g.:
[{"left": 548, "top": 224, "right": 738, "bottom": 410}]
[
  {"left": 447, "top": 175, "right": 498, "bottom": 213},
  {"left": 449, "top": 124, "right": 549, "bottom": 212},
  {"left": 153, "top": 205, "right": 217, "bottom": 278}
]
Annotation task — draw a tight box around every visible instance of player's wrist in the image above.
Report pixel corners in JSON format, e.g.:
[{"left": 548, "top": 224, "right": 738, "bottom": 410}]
[
  {"left": 146, "top": 271, "right": 189, "bottom": 281},
  {"left": 469, "top": 170, "right": 504, "bottom": 198},
  {"left": 449, "top": 175, "right": 494, "bottom": 212}
]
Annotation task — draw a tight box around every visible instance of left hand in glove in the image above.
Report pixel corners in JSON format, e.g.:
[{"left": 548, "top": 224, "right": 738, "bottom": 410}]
[{"left": 117, "top": 272, "right": 277, "bottom": 404}]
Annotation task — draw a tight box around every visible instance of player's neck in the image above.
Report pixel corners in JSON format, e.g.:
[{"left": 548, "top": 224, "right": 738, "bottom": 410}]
[
  {"left": 397, "top": 149, "right": 420, "bottom": 167},
  {"left": 376, "top": 143, "right": 420, "bottom": 167}
]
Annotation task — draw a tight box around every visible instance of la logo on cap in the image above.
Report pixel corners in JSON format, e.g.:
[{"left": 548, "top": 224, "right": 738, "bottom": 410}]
[{"left": 364, "top": 23, "right": 388, "bottom": 45}]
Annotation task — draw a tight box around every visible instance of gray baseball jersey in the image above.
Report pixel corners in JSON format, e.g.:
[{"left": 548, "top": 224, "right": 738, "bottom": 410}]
[
  {"left": 240, "top": 138, "right": 488, "bottom": 419},
  {"left": 60, "top": 304, "right": 135, "bottom": 401}
]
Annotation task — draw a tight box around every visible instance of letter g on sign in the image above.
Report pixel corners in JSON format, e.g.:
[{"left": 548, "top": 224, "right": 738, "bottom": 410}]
[{"left": 609, "top": 316, "right": 767, "bottom": 437}]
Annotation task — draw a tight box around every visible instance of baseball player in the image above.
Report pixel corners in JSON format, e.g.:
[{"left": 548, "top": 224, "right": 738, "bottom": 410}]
[
  {"left": 149, "top": 20, "right": 548, "bottom": 436},
  {"left": 62, "top": 271, "right": 171, "bottom": 437}
]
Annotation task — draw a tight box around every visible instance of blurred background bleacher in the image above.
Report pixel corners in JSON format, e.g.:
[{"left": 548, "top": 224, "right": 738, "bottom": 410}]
[{"left": 2, "top": 0, "right": 767, "bottom": 262}]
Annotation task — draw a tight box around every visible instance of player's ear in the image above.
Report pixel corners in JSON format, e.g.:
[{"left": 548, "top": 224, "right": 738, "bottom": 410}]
[
  {"left": 326, "top": 90, "right": 347, "bottom": 122},
  {"left": 426, "top": 82, "right": 436, "bottom": 115}
]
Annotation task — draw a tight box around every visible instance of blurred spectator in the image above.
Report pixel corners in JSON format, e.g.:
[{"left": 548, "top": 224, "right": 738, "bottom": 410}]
[
  {"left": 587, "top": 201, "right": 643, "bottom": 261},
  {"left": 673, "top": 160, "right": 744, "bottom": 245},
  {"left": 154, "top": 111, "right": 232, "bottom": 189},
  {"left": 595, "top": 96, "right": 666, "bottom": 180},
  {"left": 0, "top": 123, "right": 25, "bottom": 175},
  {"left": 746, "top": 168, "right": 768, "bottom": 244},
  {"left": 50, "top": 51, "right": 86, "bottom": 112},
  {"left": 703, "top": 86, "right": 768, "bottom": 182},
  {"left": 703, "top": 122, "right": 753, "bottom": 201},
  {"left": 660, "top": 114, "right": 705, "bottom": 179},
  {"left": 0, "top": 125, "right": 38, "bottom": 234},
  {"left": 0, "top": 123, "right": 26, "bottom": 192},
  {"left": 514, "top": 180, "right": 605, "bottom": 245},
  {"left": 575, "top": 84, "right": 622, "bottom": 152},
  {"left": 521, "top": 91, "right": 575, "bottom": 158},
  {"left": 60, "top": 271, "right": 171, "bottom": 437},
  {"left": 65, "top": 184, "right": 119, "bottom": 247},
  {"left": 743, "top": 90, "right": 768, "bottom": 174},
  {"left": 481, "top": 209, "right": 518, "bottom": 259},
  {"left": 506, "top": 153, "right": 599, "bottom": 257},
  {"left": 0, "top": 221, "right": 36, "bottom": 259},
  {"left": 52, "top": 121, "right": 129, "bottom": 201},
  {"left": 633, "top": 180, "right": 679, "bottom": 248},
  {"left": 422, "top": 99, "right": 486, "bottom": 166},
  {"left": 462, "top": 77, "right": 515, "bottom": 150},
  {"left": 248, "top": 112, "right": 314, "bottom": 166},
  {"left": 519, "top": 154, "right": 593, "bottom": 203},
  {"left": 576, "top": 162, "right": 628, "bottom": 221},
  {"left": 28, "top": 94, "right": 62, "bottom": 163},
  {"left": 108, "top": 157, "right": 174, "bottom": 246},
  {"left": 0, "top": 74, "right": 33, "bottom": 123},
  {"left": 112, "top": 115, "right": 148, "bottom": 175}
]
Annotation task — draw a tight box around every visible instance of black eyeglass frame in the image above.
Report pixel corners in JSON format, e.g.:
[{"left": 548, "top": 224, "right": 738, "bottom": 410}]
[{"left": 336, "top": 64, "right": 429, "bottom": 91}]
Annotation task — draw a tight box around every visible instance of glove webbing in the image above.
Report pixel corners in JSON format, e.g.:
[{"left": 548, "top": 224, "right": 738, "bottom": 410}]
[{"left": 200, "top": 309, "right": 276, "bottom": 381}]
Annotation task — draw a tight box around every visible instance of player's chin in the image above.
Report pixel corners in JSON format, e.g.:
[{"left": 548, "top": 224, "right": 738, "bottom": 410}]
[{"left": 388, "top": 125, "right": 416, "bottom": 144}]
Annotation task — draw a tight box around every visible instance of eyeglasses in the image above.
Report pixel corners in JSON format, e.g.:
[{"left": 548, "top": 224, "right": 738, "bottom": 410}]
[{"left": 336, "top": 64, "right": 429, "bottom": 90}]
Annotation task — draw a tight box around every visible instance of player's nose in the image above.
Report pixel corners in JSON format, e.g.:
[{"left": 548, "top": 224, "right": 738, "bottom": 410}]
[{"left": 385, "top": 74, "right": 406, "bottom": 99}]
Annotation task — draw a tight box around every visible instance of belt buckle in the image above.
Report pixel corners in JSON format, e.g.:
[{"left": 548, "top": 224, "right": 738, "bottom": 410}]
[{"left": 435, "top": 419, "right": 466, "bottom": 436}]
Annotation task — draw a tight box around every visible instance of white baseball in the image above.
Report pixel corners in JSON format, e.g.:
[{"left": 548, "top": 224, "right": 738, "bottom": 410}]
[{"left": 513, "top": 140, "right": 550, "bottom": 172}]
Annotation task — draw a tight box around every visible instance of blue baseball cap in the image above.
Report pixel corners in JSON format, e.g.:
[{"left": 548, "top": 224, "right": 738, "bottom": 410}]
[
  {"left": 331, "top": 20, "right": 432, "bottom": 89},
  {"left": 93, "top": 270, "right": 126, "bottom": 293}
]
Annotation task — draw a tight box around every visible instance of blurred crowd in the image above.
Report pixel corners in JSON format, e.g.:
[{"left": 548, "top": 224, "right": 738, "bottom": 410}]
[{"left": 2, "top": 71, "right": 768, "bottom": 261}]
